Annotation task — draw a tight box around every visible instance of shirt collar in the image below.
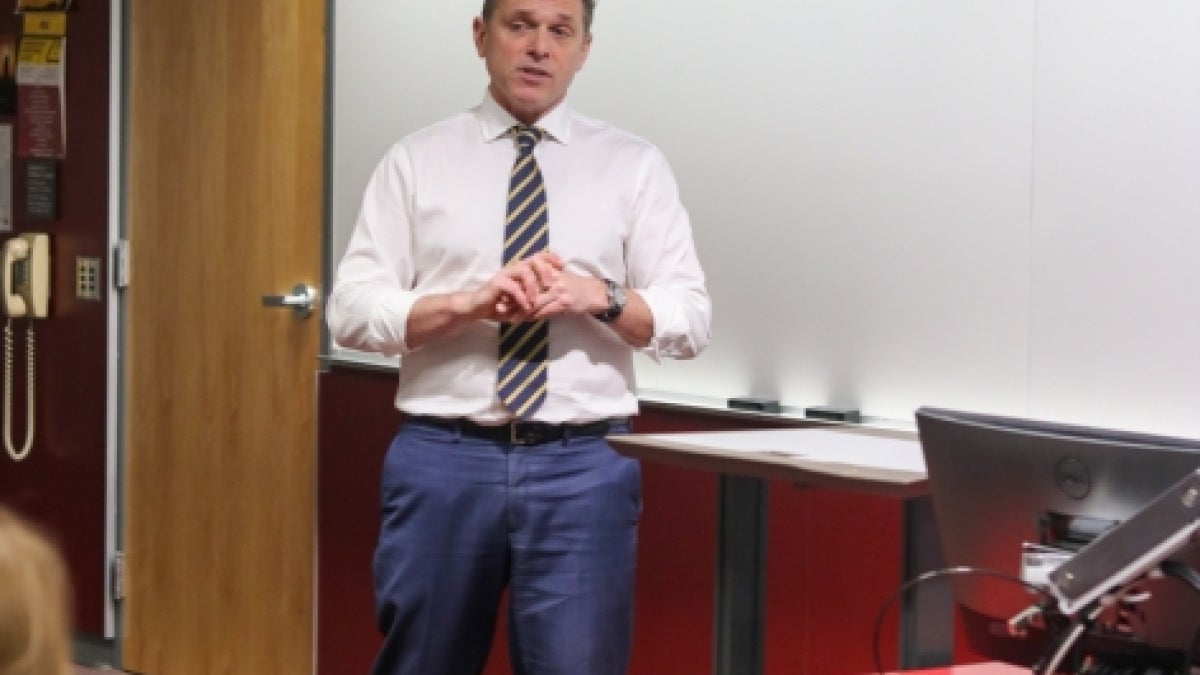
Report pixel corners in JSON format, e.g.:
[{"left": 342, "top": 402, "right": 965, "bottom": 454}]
[{"left": 476, "top": 90, "right": 572, "bottom": 145}]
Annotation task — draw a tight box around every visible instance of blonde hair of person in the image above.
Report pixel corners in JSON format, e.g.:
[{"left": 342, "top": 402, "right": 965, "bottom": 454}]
[{"left": 0, "top": 506, "right": 72, "bottom": 675}]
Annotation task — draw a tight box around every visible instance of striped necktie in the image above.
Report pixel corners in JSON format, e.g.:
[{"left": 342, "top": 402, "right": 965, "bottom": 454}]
[{"left": 497, "top": 126, "right": 549, "bottom": 419}]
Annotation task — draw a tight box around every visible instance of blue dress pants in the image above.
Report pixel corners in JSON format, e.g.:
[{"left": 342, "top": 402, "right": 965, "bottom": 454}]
[{"left": 370, "top": 417, "right": 640, "bottom": 675}]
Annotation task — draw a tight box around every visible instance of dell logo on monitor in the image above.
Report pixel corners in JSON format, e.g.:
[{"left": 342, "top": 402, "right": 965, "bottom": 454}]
[{"left": 1054, "top": 457, "right": 1091, "bottom": 500}]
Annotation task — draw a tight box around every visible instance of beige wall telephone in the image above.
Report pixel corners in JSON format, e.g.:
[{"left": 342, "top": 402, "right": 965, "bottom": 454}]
[{"left": 3, "top": 233, "right": 49, "bottom": 461}]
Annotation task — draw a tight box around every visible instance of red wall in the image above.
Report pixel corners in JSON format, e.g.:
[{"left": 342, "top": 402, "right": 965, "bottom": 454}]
[
  {"left": 316, "top": 367, "right": 398, "bottom": 675},
  {"left": 317, "top": 365, "right": 906, "bottom": 674},
  {"left": 0, "top": 3, "right": 112, "bottom": 636}
]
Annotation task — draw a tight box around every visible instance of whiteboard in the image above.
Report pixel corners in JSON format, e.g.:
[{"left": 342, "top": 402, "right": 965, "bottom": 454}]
[{"left": 328, "top": 0, "right": 1200, "bottom": 437}]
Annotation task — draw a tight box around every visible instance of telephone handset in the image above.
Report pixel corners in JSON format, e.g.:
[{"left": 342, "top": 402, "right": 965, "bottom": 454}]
[
  {"left": 3, "top": 233, "right": 49, "bottom": 462},
  {"left": 4, "top": 233, "right": 50, "bottom": 318}
]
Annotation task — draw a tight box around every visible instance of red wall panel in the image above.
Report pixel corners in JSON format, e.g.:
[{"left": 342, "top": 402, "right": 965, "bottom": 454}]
[
  {"left": 0, "top": 2, "right": 112, "bottom": 636},
  {"left": 765, "top": 487, "right": 903, "bottom": 673},
  {"left": 316, "top": 367, "right": 397, "bottom": 675}
]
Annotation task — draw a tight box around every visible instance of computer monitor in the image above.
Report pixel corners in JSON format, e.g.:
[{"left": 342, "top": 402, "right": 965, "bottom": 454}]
[{"left": 916, "top": 406, "right": 1200, "bottom": 669}]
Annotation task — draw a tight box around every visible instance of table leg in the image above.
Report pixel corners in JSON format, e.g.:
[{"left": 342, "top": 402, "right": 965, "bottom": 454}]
[
  {"left": 714, "top": 474, "right": 767, "bottom": 675},
  {"left": 900, "top": 495, "right": 956, "bottom": 668}
]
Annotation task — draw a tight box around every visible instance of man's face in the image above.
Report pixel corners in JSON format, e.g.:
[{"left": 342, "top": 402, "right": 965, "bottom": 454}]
[{"left": 474, "top": 0, "right": 592, "bottom": 124}]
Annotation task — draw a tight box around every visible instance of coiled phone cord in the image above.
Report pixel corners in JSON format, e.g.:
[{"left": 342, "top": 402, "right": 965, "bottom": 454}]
[{"left": 4, "top": 318, "right": 35, "bottom": 462}]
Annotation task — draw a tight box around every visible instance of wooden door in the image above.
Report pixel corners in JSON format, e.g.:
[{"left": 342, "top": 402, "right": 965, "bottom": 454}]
[{"left": 123, "top": 1, "right": 324, "bottom": 672}]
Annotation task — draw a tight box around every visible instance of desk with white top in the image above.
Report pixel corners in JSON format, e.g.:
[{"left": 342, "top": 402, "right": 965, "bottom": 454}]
[{"left": 611, "top": 425, "right": 944, "bottom": 675}]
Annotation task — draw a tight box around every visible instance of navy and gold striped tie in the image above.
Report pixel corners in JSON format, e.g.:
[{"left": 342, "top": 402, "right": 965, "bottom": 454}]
[{"left": 497, "top": 126, "right": 549, "bottom": 418}]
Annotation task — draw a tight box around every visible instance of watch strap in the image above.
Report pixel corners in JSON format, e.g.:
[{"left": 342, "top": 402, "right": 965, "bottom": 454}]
[{"left": 593, "top": 278, "right": 624, "bottom": 323}]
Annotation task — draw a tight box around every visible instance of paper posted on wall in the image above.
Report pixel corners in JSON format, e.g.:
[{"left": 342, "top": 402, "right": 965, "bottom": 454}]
[{"left": 15, "top": 33, "right": 64, "bottom": 158}]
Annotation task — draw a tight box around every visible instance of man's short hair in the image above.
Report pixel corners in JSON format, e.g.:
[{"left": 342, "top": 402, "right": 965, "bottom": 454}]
[{"left": 481, "top": 0, "right": 595, "bottom": 33}]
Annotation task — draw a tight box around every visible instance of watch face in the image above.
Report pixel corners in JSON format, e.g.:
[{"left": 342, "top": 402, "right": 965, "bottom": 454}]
[{"left": 612, "top": 284, "right": 627, "bottom": 309}]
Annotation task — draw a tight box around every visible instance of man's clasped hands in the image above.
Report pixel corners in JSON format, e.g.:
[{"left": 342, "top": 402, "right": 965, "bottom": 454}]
[{"left": 476, "top": 250, "right": 603, "bottom": 323}]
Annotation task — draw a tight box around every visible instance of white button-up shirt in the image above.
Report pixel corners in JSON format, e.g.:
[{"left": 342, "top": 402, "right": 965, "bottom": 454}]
[{"left": 327, "top": 93, "right": 711, "bottom": 423}]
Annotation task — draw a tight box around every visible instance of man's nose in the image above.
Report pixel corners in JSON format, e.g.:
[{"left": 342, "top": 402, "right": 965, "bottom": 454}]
[{"left": 526, "top": 28, "right": 550, "bottom": 58}]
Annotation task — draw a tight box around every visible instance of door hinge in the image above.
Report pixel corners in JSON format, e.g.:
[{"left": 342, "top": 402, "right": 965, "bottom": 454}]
[
  {"left": 112, "top": 239, "right": 130, "bottom": 290},
  {"left": 110, "top": 551, "right": 125, "bottom": 601}
]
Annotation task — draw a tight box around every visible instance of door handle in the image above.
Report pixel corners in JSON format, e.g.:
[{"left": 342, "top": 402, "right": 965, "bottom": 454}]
[{"left": 262, "top": 283, "right": 318, "bottom": 319}]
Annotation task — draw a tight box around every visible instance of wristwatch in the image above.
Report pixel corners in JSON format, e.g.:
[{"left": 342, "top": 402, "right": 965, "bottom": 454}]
[{"left": 593, "top": 278, "right": 626, "bottom": 323}]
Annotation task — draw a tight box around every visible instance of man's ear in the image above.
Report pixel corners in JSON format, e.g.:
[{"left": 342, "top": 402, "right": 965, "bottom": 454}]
[
  {"left": 577, "top": 32, "right": 593, "bottom": 70},
  {"left": 473, "top": 17, "right": 487, "bottom": 57}
]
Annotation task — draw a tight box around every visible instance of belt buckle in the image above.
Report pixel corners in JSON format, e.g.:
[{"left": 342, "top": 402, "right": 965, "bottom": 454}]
[{"left": 509, "top": 422, "right": 535, "bottom": 446}]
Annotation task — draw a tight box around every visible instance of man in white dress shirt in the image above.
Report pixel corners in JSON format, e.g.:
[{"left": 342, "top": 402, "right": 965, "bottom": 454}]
[{"left": 327, "top": 0, "right": 710, "bottom": 672}]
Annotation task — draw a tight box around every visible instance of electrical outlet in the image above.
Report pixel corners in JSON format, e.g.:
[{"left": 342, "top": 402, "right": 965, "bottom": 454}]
[{"left": 76, "top": 256, "right": 102, "bottom": 301}]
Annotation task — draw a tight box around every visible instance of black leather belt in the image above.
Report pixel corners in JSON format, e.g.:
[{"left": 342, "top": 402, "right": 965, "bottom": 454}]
[{"left": 409, "top": 415, "right": 625, "bottom": 446}]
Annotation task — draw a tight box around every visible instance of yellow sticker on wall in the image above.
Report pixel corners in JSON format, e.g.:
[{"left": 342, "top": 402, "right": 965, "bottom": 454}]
[
  {"left": 22, "top": 11, "right": 66, "bottom": 37},
  {"left": 17, "top": 36, "right": 60, "bottom": 65}
]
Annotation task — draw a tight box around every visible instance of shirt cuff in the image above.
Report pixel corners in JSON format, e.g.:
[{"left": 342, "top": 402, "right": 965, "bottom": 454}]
[{"left": 637, "top": 287, "right": 705, "bottom": 361}]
